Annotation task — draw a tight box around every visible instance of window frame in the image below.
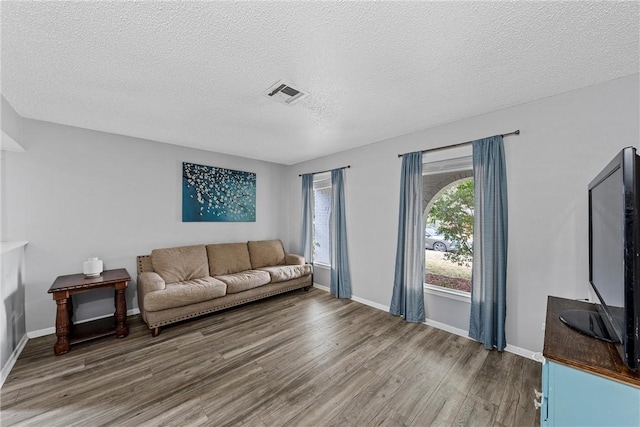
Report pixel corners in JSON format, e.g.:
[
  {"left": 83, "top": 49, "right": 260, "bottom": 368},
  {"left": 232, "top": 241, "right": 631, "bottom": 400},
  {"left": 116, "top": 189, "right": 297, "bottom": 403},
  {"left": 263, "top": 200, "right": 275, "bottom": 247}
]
[
  {"left": 423, "top": 149, "right": 473, "bottom": 298},
  {"left": 312, "top": 172, "right": 332, "bottom": 267},
  {"left": 424, "top": 283, "right": 471, "bottom": 302}
]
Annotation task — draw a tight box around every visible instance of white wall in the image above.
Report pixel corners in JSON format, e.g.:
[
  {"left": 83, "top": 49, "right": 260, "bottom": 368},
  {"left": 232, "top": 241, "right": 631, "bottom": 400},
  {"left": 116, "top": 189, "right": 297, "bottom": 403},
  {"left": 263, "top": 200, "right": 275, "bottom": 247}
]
[
  {"left": 3, "top": 120, "right": 287, "bottom": 332},
  {"left": 285, "top": 74, "right": 640, "bottom": 354}
]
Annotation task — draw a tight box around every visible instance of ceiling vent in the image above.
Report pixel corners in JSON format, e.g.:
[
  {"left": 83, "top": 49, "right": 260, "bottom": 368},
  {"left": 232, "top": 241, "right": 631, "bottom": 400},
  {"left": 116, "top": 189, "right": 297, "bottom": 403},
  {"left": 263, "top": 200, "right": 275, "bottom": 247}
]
[{"left": 263, "top": 80, "right": 309, "bottom": 106}]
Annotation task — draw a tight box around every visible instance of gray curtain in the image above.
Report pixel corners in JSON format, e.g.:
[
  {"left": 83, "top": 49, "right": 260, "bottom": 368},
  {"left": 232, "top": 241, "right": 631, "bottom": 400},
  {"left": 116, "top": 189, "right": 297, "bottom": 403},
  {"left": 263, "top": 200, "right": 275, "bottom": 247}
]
[
  {"left": 390, "top": 151, "right": 426, "bottom": 323},
  {"left": 300, "top": 173, "right": 314, "bottom": 262},
  {"left": 469, "top": 135, "right": 508, "bottom": 350},
  {"left": 330, "top": 168, "right": 352, "bottom": 298}
]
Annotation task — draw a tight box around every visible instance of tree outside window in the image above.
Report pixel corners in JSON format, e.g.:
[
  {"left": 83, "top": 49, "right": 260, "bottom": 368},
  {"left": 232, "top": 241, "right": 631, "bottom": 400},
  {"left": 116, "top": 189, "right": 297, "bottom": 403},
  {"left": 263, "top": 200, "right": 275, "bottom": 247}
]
[{"left": 425, "top": 178, "right": 473, "bottom": 293}]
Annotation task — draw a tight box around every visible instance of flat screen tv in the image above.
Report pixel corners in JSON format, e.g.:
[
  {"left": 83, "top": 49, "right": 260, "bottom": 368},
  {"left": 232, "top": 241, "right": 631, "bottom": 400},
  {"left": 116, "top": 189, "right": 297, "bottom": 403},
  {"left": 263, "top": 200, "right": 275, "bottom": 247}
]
[{"left": 560, "top": 146, "right": 640, "bottom": 372}]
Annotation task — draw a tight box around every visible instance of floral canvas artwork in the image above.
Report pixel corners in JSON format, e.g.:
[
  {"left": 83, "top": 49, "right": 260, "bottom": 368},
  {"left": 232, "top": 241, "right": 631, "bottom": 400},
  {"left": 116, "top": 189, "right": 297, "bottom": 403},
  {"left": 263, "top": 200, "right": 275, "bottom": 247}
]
[{"left": 182, "top": 162, "right": 256, "bottom": 222}]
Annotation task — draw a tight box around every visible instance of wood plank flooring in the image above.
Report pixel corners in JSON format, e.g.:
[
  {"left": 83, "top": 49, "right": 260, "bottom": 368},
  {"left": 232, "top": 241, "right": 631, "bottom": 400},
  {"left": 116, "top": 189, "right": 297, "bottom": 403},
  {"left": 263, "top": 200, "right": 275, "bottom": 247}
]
[{"left": 1, "top": 288, "right": 541, "bottom": 426}]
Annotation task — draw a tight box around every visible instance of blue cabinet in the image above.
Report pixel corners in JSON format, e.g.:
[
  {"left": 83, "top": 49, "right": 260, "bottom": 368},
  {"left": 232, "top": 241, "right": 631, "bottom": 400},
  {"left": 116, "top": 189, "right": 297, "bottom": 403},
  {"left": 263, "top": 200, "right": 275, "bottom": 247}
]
[
  {"left": 541, "top": 360, "right": 640, "bottom": 426},
  {"left": 542, "top": 296, "right": 640, "bottom": 427}
]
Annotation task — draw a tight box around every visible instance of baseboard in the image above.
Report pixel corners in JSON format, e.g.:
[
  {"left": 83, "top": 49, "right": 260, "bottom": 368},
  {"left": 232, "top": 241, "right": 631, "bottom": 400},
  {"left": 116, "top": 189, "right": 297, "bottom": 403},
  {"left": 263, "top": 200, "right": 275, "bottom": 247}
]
[
  {"left": 1, "top": 334, "right": 29, "bottom": 389},
  {"left": 424, "top": 318, "right": 469, "bottom": 338},
  {"left": 423, "top": 319, "right": 540, "bottom": 362},
  {"left": 505, "top": 344, "right": 542, "bottom": 362},
  {"left": 351, "top": 295, "right": 390, "bottom": 312},
  {"left": 27, "top": 327, "right": 56, "bottom": 339},
  {"left": 313, "top": 283, "right": 329, "bottom": 293},
  {"left": 313, "top": 283, "right": 539, "bottom": 363},
  {"left": 313, "top": 284, "right": 391, "bottom": 312},
  {"left": 27, "top": 308, "right": 141, "bottom": 339}
]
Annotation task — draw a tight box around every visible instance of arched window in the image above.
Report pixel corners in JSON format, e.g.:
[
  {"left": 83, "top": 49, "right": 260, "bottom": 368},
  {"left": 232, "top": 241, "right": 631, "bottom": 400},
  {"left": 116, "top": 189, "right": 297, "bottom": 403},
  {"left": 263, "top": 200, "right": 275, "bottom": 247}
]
[{"left": 423, "top": 157, "right": 473, "bottom": 294}]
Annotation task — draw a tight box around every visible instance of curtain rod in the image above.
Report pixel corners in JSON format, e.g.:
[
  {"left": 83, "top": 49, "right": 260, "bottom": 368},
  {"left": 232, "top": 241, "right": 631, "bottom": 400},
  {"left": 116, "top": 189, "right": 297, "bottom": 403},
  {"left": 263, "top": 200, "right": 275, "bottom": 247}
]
[
  {"left": 397, "top": 130, "right": 520, "bottom": 158},
  {"left": 299, "top": 165, "right": 350, "bottom": 177}
]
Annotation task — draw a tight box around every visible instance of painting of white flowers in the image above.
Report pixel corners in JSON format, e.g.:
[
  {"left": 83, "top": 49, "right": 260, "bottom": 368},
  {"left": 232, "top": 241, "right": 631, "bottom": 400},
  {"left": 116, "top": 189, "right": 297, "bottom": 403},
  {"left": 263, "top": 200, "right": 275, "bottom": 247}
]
[{"left": 182, "top": 162, "right": 256, "bottom": 222}]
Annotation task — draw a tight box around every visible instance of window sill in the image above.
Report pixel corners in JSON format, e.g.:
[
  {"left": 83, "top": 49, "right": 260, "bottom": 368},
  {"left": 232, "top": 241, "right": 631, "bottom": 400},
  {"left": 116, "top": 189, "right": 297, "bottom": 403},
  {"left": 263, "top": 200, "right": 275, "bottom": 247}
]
[
  {"left": 313, "top": 262, "right": 331, "bottom": 270},
  {"left": 423, "top": 283, "right": 471, "bottom": 303}
]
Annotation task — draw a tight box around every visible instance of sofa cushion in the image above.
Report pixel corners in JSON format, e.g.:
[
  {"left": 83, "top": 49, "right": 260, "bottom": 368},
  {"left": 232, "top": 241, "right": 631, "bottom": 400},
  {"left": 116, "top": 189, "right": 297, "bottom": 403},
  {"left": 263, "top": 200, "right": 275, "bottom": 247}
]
[
  {"left": 215, "top": 270, "right": 271, "bottom": 294},
  {"left": 151, "top": 245, "right": 209, "bottom": 284},
  {"left": 206, "top": 243, "right": 252, "bottom": 276},
  {"left": 144, "top": 276, "right": 227, "bottom": 312},
  {"left": 248, "top": 240, "right": 286, "bottom": 269},
  {"left": 151, "top": 245, "right": 209, "bottom": 283},
  {"left": 257, "top": 265, "right": 312, "bottom": 283}
]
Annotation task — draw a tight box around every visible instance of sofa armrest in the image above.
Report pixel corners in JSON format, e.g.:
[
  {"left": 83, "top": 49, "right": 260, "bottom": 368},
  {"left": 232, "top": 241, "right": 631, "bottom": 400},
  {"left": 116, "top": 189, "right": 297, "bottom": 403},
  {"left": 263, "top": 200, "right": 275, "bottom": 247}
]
[
  {"left": 138, "top": 272, "right": 166, "bottom": 295},
  {"left": 285, "top": 253, "right": 305, "bottom": 265},
  {"left": 137, "top": 272, "right": 166, "bottom": 322}
]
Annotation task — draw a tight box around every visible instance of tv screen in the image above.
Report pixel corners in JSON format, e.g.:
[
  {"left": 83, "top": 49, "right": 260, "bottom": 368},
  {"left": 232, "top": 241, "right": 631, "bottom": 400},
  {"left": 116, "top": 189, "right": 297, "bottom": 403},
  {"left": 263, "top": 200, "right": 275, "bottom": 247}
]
[
  {"left": 590, "top": 165, "right": 625, "bottom": 343},
  {"left": 588, "top": 146, "right": 640, "bottom": 371}
]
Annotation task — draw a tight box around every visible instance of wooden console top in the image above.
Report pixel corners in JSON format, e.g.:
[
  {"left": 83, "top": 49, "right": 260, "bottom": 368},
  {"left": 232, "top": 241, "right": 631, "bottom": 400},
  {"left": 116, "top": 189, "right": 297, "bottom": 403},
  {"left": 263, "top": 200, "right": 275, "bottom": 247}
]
[{"left": 544, "top": 296, "right": 640, "bottom": 387}]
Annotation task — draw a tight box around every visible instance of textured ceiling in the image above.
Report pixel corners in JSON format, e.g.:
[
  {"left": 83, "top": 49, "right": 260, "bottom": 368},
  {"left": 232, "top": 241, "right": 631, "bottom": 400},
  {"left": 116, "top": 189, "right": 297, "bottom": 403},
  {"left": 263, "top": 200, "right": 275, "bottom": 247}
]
[{"left": 1, "top": 2, "right": 638, "bottom": 165}]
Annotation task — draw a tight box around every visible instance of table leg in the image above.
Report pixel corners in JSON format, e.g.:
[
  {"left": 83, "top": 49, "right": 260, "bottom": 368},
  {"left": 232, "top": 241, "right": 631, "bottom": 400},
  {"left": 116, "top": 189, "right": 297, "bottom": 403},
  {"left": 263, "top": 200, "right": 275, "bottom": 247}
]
[
  {"left": 114, "top": 285, "right": 128, "bottom": 338},
  {"left": 54, "top": 296, "right": 71, "bottom": 356},
  {"left": 67, "top": 295, "right": 74, "bottom": 334}
]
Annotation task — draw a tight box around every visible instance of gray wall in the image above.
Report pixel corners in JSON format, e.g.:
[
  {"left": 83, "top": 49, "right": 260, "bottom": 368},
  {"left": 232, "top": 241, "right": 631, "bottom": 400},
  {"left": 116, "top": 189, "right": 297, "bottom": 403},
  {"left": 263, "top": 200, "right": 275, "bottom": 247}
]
[
  {"left": 285, "top": 74, "right": 640, "bottom": 354},
  {"left": 1, "top": 95, "right": 27, "bottom": 382},
  {"left": 2, "top": 94, "right": 24, "bottom": 238},
  {"left": 3, "top": 75, "right": 639, "bottom": 352},
  {"left": 3, "top": 120, "right": 288, "bottom": 332}
]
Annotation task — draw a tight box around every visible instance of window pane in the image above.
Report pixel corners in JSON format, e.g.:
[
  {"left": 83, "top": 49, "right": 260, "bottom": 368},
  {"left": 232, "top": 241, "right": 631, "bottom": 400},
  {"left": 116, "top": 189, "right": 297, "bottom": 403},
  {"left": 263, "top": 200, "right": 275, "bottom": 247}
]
[
  {"left": 424, "top": 176, "right": 473, "bottom": 293},
  {"left": 425, "top": 250, "right": 471, "bottom": 292},
  {"left": 313, "top": 184, "right": 331, "bottom": 265}
]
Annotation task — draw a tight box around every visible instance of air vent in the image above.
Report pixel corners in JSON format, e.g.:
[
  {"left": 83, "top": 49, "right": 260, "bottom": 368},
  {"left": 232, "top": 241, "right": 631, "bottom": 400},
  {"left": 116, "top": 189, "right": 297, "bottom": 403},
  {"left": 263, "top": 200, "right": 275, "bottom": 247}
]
[{"left": 263, "top": 80, "right": 309, "bottom": 106}]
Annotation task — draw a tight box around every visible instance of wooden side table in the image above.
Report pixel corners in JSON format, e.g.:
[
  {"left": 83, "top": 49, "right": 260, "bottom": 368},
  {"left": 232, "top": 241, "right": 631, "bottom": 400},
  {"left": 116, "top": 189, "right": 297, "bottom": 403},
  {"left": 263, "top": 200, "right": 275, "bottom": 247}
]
[{"left": 48, "top": 268, "right": 131, "bottom": 355}]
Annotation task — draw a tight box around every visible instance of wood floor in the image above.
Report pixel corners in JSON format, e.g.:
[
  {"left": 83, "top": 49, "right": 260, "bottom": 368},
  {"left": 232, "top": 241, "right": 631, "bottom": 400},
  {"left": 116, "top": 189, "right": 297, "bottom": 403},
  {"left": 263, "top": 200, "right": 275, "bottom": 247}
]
[{"left": 1, "top": 288, "right": 541, "bottom": 427}]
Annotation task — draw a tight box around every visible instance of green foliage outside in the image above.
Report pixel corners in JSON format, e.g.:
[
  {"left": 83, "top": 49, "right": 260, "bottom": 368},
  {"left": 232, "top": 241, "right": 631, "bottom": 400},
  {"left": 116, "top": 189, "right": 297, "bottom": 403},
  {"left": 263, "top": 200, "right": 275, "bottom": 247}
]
[
  {"left": 425, "top": 250, "right": 472, "bottom": 292},
  {"left": 427, "top": 179, "right": 474, "bottom": 267},
  {"left": 425, "top": 253, "right": 471, "bottom": 279}
]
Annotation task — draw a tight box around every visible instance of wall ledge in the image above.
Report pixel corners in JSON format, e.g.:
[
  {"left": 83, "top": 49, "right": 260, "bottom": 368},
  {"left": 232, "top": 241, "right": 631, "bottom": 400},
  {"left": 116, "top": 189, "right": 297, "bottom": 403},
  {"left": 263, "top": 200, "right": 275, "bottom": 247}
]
[
  {"left": 1, "top": 241, "right": 28, "bottom": 255},
  {"left": 1, "top": 130, "right": 25, "bottom": 152}
]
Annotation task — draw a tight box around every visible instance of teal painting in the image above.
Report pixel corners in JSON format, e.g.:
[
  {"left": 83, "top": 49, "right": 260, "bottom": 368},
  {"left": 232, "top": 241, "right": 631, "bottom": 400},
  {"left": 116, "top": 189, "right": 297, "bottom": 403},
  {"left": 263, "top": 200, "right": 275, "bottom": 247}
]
[{"left": 182, "top": 162, "right": 256, "bottom": 222}]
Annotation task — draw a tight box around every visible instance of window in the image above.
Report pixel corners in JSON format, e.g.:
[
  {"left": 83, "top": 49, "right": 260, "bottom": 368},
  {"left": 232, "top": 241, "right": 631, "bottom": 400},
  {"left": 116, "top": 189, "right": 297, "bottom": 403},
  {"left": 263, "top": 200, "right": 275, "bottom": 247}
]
[
  {"left": 313, "top": 173, "right": 331, "bottom": 265},
  {"left": 423, "top": 156, "right": 473, "bottom": 294}
]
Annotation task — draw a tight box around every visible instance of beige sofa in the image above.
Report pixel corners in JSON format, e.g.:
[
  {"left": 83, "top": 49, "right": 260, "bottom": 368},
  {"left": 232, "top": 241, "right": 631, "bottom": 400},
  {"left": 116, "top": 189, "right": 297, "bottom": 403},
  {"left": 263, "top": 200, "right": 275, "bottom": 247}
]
[{"left": 136, "top": 239, "right": 312, "bottom": 336}]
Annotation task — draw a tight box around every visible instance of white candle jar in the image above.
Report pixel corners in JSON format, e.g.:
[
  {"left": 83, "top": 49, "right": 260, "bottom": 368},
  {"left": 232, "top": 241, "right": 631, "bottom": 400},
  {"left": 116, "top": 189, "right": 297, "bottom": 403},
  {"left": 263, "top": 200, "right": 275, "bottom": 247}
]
[{"left": 83, "top": 257, "right": 103, "bottom": 278}]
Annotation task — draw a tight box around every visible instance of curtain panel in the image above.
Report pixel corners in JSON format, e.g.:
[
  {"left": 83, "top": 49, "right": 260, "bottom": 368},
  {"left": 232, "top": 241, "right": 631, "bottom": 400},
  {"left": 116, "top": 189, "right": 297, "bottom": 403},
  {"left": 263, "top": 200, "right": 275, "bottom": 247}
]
[
  {"left": 469, "top": 135, "right": 508, "bottom": 350},
  {"left": 300, "top": 173, "right": 314, "bottom": 262},
  {"left": 390, "top": 151, "right": 426, "bottom": 323},
  {"left": 330, "top": 168, "right": 352, "bottom": 298}
]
